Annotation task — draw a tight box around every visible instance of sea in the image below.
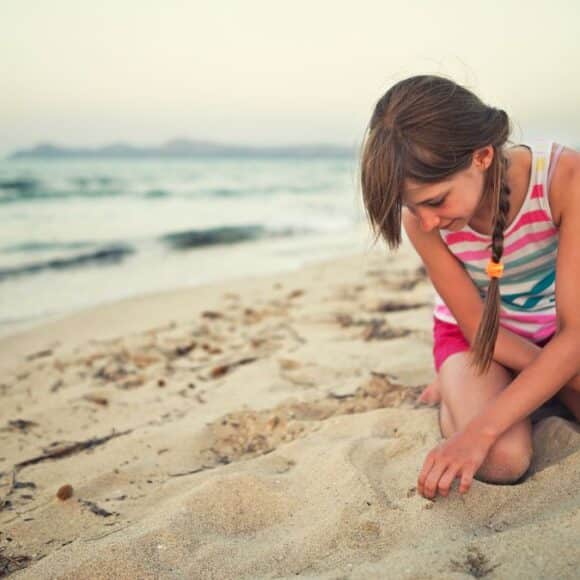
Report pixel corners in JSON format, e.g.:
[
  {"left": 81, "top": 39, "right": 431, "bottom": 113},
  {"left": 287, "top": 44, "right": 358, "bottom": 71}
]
[{"left": 0, "top": 156, "right": 373, "bottom": 337}]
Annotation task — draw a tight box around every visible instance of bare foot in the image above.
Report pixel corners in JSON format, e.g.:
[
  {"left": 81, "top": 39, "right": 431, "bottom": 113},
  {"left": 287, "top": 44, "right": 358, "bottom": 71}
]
[{"left": 418, "top": 376, "right": 441, "bottom": 406}]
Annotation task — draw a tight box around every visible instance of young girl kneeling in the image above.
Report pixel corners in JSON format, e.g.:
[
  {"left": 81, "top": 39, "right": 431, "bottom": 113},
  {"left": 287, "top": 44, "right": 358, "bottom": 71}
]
[{"left": 360, "top": 74, "right": 580, "bottom": 499}]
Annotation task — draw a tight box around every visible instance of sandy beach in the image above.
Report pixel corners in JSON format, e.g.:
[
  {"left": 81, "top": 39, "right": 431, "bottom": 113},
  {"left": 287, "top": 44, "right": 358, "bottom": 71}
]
[{"left": 1, "top": 242, "right": 579, "bottom": 579}]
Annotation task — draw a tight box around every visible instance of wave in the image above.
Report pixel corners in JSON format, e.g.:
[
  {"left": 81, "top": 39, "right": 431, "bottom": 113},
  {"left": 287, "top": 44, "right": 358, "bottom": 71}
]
[
  {"left": 0, "top": 175, "right": 125, "bottom": 203},
  {"left": 208, "top": 185, "right": 327, "bottom": 197},
  {"left": 161, "top": 225, "right": 267, "bottom": 249},
  {"left": 160, "top": 224, "right": 300, "bottom": 250},
  {"left": 144, "top": 189, "right": 170, "bottom": 198},
  {"left": 0, "top": 180, "right": 332, "bottom": 204},
  {"left": 0, "top": 178, "right": 40, "bottom": 191},
  {"left": 0, "top": 244, "right": 135, "bottom": 282},
  {"left": 71, "top": 176, "right": 114, "bottom": 186},
  {"left": 0, "top": 226, "right": 302, "bottom": 282},
  {"left": 0, "top": 187, "right": 123, "bottom": 204},
  {"left": 0, "top": 224, "right": 308, "bottom": 282},
  {"left": 2, "top": 241, "right": 95, "bottom": 254}
]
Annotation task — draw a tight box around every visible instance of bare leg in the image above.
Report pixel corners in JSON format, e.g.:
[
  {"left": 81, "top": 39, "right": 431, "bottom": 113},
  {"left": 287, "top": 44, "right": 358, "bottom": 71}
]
[
  {"left": 437, "top": 352, "right": 533, "bottom": 484},
  {"left": 557, "top": 386, "right": 580, "bottom": 422}
]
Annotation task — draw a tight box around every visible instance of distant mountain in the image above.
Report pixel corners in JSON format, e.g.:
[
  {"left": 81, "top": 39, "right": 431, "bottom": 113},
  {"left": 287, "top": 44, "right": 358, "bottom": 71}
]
[{"left": 9, "top": 138, "right": 355, "bottom": 159}]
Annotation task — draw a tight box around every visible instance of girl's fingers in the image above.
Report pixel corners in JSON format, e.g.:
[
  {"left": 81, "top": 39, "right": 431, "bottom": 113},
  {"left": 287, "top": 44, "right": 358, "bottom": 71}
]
[
  {"left": 459, "top": 467, "right": 475, "bottom": 494},
  {"left": 417, "top": 454, "right": 436, "bottom": 496},
  {"left": 437, "top": 464, "right": 460, "bottom": 497},
  {"left": 422, "top": 460, "right": 448, "bottom": 499}
]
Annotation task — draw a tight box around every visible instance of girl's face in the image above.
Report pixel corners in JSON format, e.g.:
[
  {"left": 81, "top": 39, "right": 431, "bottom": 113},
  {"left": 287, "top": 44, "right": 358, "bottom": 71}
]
[{"left": 402, "top": 146, "right": 493, "bottom": 233}]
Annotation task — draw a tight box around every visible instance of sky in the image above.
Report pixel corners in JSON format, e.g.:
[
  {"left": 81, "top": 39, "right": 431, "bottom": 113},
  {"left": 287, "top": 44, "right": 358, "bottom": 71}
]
[{"left": 1, "top": 0, "right": 579, "bottom": 156}]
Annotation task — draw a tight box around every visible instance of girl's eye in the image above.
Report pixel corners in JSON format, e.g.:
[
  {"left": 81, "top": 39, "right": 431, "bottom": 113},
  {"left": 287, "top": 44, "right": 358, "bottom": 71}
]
[{"left": 427, "top": 198, "right": 445, "bottom": 207}]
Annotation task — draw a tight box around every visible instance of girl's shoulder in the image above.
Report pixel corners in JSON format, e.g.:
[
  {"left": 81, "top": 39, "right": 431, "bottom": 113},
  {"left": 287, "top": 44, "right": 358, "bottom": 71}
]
[{"left": 548, "top": 143, "right": 580, "bottom": 228}]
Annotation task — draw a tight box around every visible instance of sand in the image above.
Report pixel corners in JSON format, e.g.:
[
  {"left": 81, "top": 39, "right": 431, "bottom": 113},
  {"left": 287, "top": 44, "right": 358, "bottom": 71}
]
[{"left": 1, "top": 242, "right": 579, "bottom": 579}]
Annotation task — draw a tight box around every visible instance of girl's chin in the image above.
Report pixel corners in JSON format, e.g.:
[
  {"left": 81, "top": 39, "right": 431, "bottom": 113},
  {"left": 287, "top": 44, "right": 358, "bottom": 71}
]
[{"left": 441, "top": 219, "right": 463, "bottom": 231}]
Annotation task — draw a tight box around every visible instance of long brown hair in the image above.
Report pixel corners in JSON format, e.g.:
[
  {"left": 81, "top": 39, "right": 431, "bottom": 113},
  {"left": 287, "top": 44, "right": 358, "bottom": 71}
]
[{"left": 360, "top": 74, "right": 513, "bottom": 374}]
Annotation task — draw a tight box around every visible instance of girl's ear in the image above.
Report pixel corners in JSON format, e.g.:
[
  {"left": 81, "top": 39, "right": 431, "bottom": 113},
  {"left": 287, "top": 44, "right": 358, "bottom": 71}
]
[{"left": 472, "top": 145, "right": 494, "bottom": 170}]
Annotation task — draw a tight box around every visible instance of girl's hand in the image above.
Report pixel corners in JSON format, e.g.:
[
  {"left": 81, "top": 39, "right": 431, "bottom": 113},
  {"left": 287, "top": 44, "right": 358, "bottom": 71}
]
[
  {"left": 418, "top": 376, "right": 441, "bottom": 406},
  {"left": 417, "top": 426, "right": 495, "bottom": 499}
]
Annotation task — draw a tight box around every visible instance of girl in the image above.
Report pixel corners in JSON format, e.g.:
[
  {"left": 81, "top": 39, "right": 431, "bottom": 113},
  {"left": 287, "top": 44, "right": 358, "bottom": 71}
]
[{"left": 360, "top": 75, "right": 580, "bottom": 500}]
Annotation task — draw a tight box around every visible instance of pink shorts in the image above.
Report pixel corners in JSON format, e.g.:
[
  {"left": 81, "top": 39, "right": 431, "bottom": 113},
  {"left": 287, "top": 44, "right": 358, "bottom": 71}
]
[{"left": 433, "top": 317, "right": 554, "bottom": 372}]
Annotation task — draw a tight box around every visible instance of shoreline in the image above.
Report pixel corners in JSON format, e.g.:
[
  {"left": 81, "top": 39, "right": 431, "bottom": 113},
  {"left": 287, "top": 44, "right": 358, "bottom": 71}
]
[
  {"left": 0, "top": 226, "right": 372, "bottom": 343},
  {"left": 0, "top": 243, "right": 382, "bottom": 373}
]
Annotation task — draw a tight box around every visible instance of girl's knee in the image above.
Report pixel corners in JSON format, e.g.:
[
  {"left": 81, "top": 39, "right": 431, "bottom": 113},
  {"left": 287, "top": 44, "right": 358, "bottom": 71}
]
[{"left": 476, "top": 434, "right": 532, "bottom": 484}]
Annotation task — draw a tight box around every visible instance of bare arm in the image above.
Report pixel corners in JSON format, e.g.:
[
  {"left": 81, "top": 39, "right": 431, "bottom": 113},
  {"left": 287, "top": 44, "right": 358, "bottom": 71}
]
[
  {"left": 402, "top": 209, "right": 580, "bottom": 389},
  {"left": 474, "top": 166, "right": 580, "bottom": 436}
]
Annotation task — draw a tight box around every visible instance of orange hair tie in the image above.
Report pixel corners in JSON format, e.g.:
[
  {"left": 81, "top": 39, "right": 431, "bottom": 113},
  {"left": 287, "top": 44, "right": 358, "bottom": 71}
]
[{"left": 486, "top": 260, "right": 504, "bottom": 279}]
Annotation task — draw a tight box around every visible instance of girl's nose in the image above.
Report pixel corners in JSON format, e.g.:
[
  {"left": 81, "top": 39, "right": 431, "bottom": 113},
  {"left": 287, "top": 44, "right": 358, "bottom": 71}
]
[{"left": 417, "top": 209, "right": 440, "bottom": 232}]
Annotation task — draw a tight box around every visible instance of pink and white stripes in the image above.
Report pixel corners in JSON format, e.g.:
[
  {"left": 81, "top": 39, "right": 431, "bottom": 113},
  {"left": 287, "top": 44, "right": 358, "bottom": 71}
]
[{"left": 433, "top": 140, "right": 561, "bottom": 344}]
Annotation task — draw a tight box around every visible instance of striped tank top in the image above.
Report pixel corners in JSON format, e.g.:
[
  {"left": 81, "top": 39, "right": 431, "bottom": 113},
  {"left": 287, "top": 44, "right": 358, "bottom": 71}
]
[{"left": 434, "top": 139, "right": 563, "bottom": 343}]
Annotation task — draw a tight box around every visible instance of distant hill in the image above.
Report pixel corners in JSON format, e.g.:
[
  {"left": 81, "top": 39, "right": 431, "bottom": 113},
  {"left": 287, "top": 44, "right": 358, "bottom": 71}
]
[{"left": 9, "top": 138, "right": 356, "bottom": 159}]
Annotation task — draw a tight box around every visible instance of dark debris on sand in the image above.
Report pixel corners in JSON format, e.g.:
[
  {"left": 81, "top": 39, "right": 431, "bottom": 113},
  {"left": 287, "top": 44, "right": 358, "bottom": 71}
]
[
  {"left": 0, "top": 546, "right": 32, "bottom": 577},
  {"left": 78, "top": 499, "right": 117, "bottom": 518},
  {"left": 450, "top": 545, "right": 500, "bottom": 578},
  {"left": 335, "top": 315, "right": 412, "bottom": 341}
]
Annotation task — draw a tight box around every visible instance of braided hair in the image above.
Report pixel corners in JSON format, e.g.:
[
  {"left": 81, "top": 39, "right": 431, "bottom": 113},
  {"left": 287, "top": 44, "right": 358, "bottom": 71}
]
[{"left": 471, "top": 153, "right": 511, "bottom": 373}]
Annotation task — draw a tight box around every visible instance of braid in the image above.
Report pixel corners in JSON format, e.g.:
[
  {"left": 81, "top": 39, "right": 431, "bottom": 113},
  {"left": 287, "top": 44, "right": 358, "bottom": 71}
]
[
  {"left": 491, "top": 155, "right": 511, "bottom": 261},
  {"left": 471, "top": 153, "right": 511, "bottom": 374}
]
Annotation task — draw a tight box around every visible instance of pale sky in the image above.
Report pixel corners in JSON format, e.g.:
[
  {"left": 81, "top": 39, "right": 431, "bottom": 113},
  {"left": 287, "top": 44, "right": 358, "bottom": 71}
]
[{"left": 1, "top": 0, "right": 579, "bottom": 156}]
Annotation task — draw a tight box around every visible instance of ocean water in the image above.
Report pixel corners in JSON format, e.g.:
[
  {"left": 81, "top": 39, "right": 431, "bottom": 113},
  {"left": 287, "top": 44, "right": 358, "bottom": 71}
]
[{"left": 0, "top": 156, "right": 372, "bottom": 337}]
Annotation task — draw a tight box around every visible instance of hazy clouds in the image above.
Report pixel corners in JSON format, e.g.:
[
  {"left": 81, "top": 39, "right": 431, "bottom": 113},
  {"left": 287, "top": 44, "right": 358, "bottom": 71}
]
[{"left": 1, "top": 0, "right": 579, "bottom": 155}]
